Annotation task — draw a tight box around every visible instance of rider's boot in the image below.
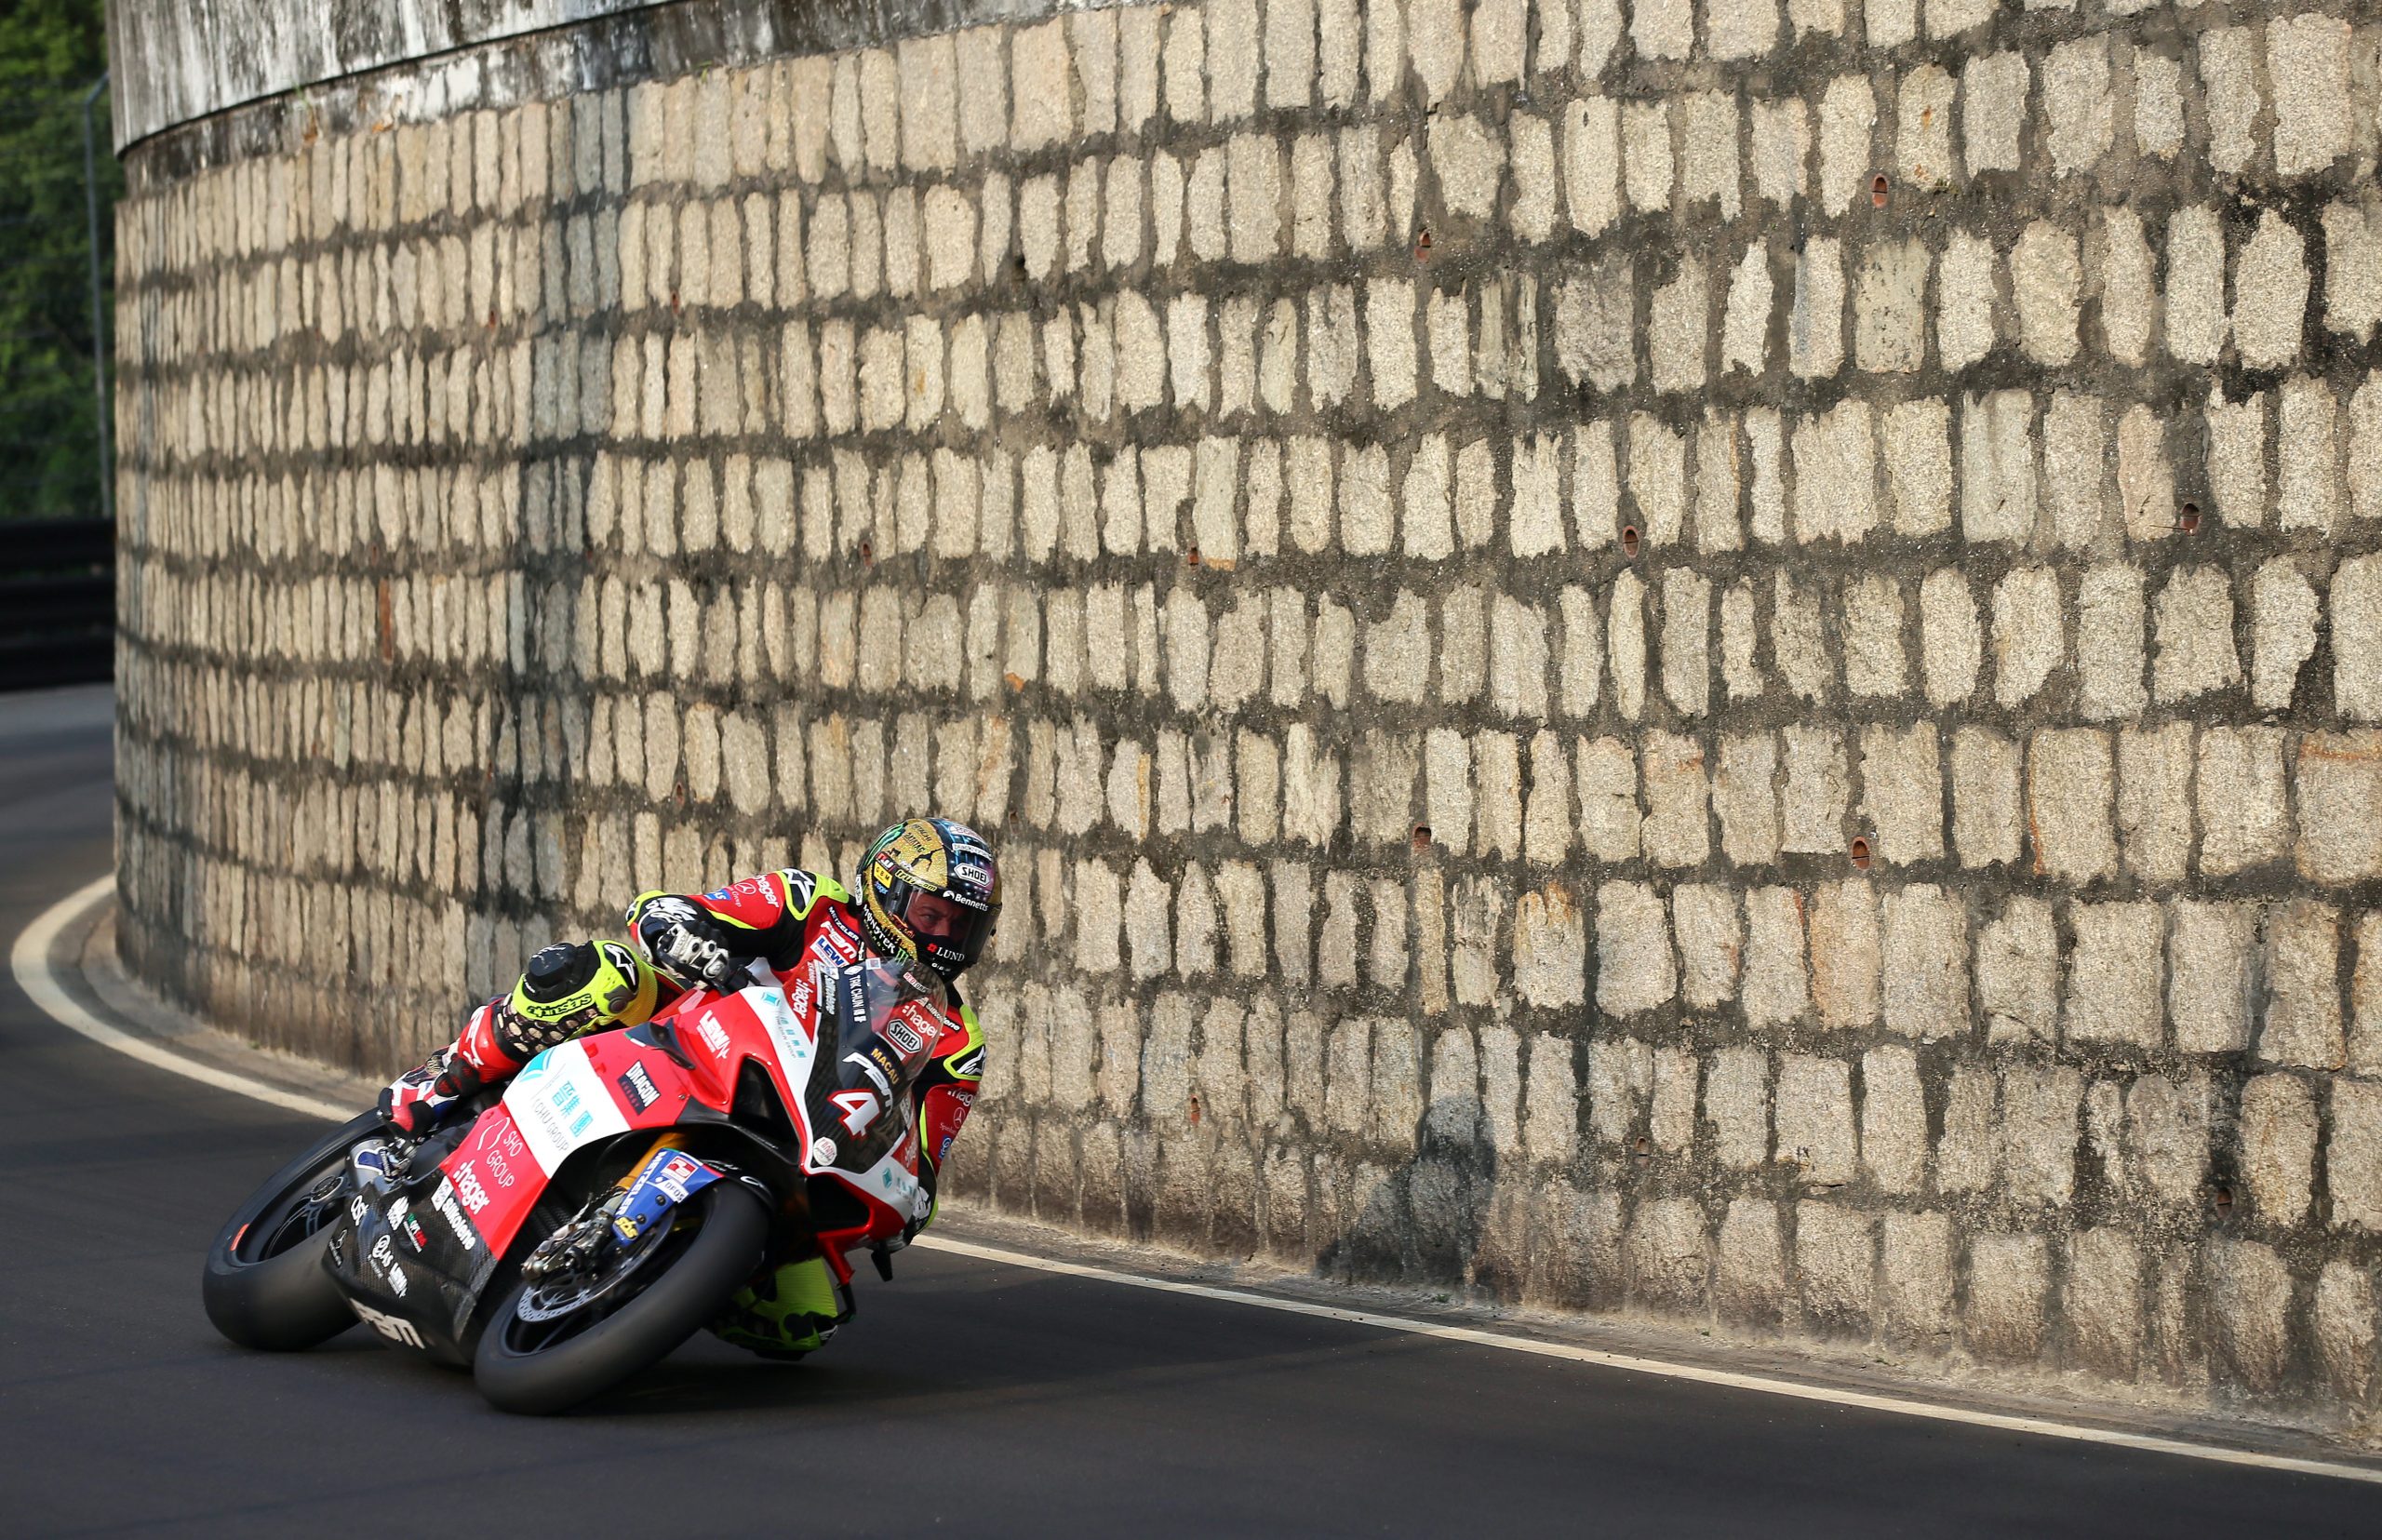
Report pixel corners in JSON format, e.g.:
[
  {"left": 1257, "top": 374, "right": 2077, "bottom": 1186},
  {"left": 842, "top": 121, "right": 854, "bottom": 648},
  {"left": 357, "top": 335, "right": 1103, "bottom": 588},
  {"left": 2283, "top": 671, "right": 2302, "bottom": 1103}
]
[{"left": 712, "top": 1255, "right": 854, "bottom": 1360}]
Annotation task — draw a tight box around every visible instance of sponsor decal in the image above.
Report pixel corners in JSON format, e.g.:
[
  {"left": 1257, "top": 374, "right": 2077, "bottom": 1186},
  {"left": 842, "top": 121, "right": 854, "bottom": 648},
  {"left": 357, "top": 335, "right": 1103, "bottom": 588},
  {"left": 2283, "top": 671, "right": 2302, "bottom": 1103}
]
[
  {"left": 617, "top": 1063, "right": 662, "bottom": 1113},
  {"left": 694, "top": 1011, "right": 733, "bottom": 1058},
  {"left": 818, "top": 919, "right": 862, "bottom": 964},
  {"left": 788, "top": 978, "right": 814, "bottom": 1021},
  {"left": 844, "top": 1050, "right": 891, "bottom": 1096},
  {"left": 348, "top": 1195, "right": 371, "bottom": 1227},
  {"left": 866, "top": 1043, "right": 903, "bottom": 1085},
  {"left": 947, "top": 1047, "right": 984, "bottom": 1080},
  {"left": 609, "top": 1148, "right": 725, "bottom": 1244},
  {"left": 880, "top": 1012, "right": 925, "bottom": 1055},
  {"left": 370, "top": 1233, "right": 395, "bottom": 1274},
  {"left": 432, "top": 1179, "right": 479, "bottom": 1252},
  {"left": 745, "top": 982, "right": 817, "bottom": 1094},
  {"left": 809, "top": 1135, "right": 838, "bottom": 1166},
  {"left": 806, "top": 956, "right": 838, "bottom": 1017},
  {"left": 949, "top": 861, "right": 991, "bottom": 888},
  {"left": 382, "top": 1197, "right": 426, "bottom": 1252},
  {"left": 653, "top": 1153, "right": 703, "bottom": 1203},
  {"left": 504, "top": 1042, "right": 632, "bottom": 1175},
  {"left": 850, "top": 1144, "right": 921, "bottom": 1208},
  {"left": 501, "top": 1127, "right": 526, "bottom": 1160},
  {"left": 484, "top": 1148, "right": 518, "bottom": 1188},
  {"left": 947, "top": 1089, "right": 977, "bottom": 1111},
  {"left": 703, "top": 886, "right": 734, "bottom": 904},
  {"left": 351, "top": 1299, "right": 423, "bottom": 1347},
  {"left": 450, "top": 1163, "right": 491, "bottom": 1214}
]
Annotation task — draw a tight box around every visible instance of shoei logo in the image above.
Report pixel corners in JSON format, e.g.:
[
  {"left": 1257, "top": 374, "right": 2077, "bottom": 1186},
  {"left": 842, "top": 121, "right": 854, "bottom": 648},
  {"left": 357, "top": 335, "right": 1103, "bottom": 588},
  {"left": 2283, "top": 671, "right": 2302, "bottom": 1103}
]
[{"left": 881, "top": 1012, "right": 925, "bottom": 1055}]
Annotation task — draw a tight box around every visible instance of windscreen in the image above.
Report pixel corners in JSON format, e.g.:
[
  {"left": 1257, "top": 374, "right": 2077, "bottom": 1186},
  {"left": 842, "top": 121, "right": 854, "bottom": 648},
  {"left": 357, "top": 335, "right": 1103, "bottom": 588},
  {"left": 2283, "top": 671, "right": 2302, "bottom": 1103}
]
[{"left": 806, "top": 955, "right": 947, "bottom": 1172}]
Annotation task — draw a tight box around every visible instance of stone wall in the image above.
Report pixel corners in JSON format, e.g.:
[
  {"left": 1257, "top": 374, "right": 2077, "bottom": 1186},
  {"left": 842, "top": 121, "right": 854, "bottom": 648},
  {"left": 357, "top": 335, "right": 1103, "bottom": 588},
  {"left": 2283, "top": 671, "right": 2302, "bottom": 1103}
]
[{"left": 114, "top": 0, "right": 2382, "bottom": 1425}]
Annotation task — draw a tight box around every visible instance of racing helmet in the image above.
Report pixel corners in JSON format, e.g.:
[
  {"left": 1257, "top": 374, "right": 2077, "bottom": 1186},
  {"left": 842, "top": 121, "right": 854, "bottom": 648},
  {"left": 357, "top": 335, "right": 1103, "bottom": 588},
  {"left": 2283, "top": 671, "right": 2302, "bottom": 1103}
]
[{"left": 855, "top": 818, "right": 1001, "bottom": 981}]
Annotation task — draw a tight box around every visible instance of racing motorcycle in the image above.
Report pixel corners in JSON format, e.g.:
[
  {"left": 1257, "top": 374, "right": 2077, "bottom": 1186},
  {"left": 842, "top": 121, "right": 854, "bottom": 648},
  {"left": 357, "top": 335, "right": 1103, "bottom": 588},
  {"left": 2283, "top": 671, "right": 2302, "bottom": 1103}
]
[{"left": 203, "top": 954, "right": 946, "bottom": 1413}]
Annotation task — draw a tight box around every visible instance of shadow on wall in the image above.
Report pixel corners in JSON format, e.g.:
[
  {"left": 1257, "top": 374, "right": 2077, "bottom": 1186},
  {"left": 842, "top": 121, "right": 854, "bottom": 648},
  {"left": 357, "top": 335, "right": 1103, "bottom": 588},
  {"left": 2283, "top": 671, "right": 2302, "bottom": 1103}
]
[{"left": 1323, "top": 1096, "right": 1507, "bottom": 1294}]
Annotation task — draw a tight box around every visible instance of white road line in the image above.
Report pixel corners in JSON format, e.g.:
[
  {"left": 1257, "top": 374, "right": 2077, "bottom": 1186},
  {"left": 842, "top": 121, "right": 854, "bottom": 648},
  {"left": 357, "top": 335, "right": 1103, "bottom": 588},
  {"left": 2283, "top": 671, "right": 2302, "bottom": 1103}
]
[
  {"left": 10, "top": 875, "right": 352, "bottom": 1121},
  {"left": 917, "top": 1237, "right": 2382, "bottom": 1487},
  {"left": 16, "top": 877, "right": 2382, "bottom": 1487}
]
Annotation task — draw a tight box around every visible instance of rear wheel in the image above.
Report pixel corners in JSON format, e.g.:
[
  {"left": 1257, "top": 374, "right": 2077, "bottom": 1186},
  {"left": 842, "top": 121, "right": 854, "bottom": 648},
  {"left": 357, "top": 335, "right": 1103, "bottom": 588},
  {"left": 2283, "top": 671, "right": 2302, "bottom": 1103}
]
[
  {"left": 202, "top": 1111, "right": 383, "bottom": 1351},
  {"left": 473, "top": 1178, "right": 769, "bottom": 1415}
]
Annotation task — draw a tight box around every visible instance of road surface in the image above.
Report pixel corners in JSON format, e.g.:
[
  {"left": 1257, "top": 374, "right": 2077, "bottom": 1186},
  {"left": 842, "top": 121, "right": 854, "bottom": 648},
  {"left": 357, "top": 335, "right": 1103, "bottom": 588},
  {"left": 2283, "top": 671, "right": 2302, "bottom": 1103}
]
[{"left": 1, "top": 685, "right": 2372, "bottom": 1536}]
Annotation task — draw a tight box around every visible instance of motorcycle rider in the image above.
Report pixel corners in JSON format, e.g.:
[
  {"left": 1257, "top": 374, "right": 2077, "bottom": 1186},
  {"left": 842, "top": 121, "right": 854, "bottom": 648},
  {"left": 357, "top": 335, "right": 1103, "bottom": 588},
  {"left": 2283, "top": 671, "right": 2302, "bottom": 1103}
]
[{"left": 376, "top": 816, "right": 998, "bottom": 1359}]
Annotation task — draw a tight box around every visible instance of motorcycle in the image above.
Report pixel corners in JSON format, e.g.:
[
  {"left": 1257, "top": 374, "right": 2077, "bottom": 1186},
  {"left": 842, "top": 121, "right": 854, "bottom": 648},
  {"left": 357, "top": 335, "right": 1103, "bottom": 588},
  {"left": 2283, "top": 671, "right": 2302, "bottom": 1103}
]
[{"left": 202, "top": 953, "right": 948, "bottom": 1413}]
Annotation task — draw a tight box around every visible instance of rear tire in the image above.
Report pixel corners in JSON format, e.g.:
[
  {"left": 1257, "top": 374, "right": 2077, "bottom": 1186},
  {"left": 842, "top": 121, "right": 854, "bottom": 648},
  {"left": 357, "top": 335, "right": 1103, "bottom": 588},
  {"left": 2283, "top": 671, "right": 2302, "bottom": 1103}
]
[
  {"left": 473, "top": 1180, "right": 769, "bottom": 1415},
  {"left": 202, "top": 1111, "right": 382, "bottom": 1351}
]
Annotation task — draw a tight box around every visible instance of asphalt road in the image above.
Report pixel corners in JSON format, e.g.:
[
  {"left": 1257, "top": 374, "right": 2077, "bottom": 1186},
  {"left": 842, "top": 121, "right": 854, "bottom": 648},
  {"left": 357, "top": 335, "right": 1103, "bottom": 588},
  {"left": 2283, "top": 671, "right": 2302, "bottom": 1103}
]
[{"left": 2, "top": 685, "right": 2375, "bottom": 1538}]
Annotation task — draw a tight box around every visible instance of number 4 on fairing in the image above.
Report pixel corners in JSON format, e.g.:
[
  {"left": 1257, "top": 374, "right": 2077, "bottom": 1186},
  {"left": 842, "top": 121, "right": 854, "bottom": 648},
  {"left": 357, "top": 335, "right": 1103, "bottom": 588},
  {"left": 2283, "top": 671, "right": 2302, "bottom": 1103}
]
[{"left": 829, "top": 1090, "right": 881, "bottom": 1135}]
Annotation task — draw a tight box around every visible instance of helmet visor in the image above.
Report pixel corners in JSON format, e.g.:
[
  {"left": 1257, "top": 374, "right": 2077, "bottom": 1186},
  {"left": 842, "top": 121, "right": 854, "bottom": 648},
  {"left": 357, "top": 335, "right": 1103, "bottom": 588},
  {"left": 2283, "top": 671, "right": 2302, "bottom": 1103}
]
[{"left": 895, "top": 884, "right": 996, "bottom": 973}]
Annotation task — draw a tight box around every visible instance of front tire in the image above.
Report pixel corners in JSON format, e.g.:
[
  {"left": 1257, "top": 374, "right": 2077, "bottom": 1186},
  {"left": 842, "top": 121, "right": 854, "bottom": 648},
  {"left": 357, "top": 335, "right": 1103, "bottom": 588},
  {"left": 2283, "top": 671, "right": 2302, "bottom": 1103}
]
[
  {"left": 203, "top": 1111, "right": 383, "bottom": 1351},
  {"left": 473, "top": 1180, "right": 769, "bottom": 1414}
]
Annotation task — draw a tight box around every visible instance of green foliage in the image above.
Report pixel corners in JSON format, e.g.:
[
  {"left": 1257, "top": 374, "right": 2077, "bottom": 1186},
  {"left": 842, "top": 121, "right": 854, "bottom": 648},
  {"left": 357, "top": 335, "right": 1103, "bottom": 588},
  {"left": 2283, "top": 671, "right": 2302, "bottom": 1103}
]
[{"left": 0, "top": 0, "right": 115, "bottom": 521}]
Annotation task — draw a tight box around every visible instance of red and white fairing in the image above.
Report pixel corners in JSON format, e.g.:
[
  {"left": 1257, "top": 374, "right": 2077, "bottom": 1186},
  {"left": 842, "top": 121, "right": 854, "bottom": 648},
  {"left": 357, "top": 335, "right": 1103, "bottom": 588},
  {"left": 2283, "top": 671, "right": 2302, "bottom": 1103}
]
[{"left": 436, "top": 960, "right": 930, "bottom": 1268}]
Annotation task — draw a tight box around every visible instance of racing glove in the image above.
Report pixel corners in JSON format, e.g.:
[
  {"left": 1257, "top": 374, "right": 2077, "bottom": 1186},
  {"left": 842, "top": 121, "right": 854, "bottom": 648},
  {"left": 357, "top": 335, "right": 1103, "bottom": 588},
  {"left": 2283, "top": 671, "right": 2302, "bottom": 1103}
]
[{"left": 633, "top": 896, "right": 751, "bottom": 992}]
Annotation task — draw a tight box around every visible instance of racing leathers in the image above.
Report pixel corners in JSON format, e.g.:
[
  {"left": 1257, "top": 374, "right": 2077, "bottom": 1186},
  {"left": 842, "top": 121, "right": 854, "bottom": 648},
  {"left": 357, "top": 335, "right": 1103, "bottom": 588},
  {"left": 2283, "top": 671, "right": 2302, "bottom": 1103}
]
[{"left": 378, "top": 867, "right": 986, "bottom": 1359}]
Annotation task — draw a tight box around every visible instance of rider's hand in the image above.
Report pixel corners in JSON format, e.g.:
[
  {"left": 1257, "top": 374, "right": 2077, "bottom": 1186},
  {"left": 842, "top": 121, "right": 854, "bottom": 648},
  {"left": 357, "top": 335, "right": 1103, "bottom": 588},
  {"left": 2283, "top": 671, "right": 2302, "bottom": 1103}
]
[{"left": 634, "top": 897, "right": 750, "bottom": 992}]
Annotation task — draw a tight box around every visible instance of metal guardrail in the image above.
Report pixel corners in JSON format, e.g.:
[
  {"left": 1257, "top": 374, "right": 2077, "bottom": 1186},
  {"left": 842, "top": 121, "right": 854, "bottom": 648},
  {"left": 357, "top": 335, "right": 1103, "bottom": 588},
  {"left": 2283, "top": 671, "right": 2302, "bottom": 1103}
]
[{"left": 0, "top": 517, "right": 112, "bottom": 690}]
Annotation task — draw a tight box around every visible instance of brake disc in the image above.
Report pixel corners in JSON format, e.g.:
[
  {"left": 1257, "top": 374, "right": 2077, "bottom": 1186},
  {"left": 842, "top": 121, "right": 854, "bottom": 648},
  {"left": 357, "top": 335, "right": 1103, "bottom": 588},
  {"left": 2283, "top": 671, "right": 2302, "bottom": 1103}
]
[{"left": 514, "top": 1206, "right": 675, "bottom": 1323}]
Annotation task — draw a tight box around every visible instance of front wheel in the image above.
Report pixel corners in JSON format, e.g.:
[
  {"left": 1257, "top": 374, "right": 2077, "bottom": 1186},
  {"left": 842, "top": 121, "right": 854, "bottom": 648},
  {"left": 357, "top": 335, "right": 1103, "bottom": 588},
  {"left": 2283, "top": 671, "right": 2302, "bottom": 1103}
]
[
  {"left": 473, "top": 1179, "right": 769, "bottom": 1414},
  {"left": 202, "top": 1111, "right": 384, "bottom": 1351}
]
